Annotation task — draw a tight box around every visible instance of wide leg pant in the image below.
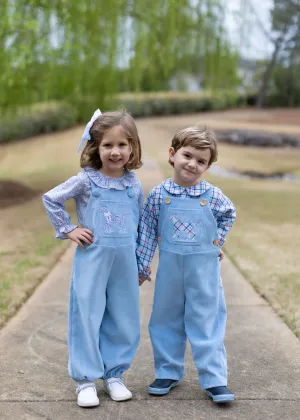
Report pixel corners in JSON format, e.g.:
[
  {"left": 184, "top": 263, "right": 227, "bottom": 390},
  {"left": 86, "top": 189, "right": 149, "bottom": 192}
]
[
  {"left": 149, "top": 249, "right": 227, "bottom": 389},
  {"left": 68, "top": 243, "right": 140, "bottom": 381}
]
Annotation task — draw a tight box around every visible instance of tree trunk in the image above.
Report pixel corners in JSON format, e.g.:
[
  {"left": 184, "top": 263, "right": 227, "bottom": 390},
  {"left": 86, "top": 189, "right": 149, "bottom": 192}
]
[{"left": 256, "top": 39, "right": 282, "bottom": 108}]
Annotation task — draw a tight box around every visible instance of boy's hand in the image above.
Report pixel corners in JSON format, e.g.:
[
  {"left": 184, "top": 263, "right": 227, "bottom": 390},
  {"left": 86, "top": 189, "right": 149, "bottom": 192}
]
[
  {"left": 219, "top": 249, "right": 224, "bottom": 261},
  {"left": 139, "top": 275, "right": 151, "bottom": 286},
  {"left": 66, "top": 227, "right": 94, "bottom": 248}
]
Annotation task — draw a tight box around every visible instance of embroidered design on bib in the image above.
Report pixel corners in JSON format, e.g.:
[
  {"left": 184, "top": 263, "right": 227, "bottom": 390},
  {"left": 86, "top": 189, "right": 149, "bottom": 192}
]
[
  {"left": 170, "top": 214, "right": 200, "bottom": 241},
  {"left": 98, "top": 206, "right": 128, "bottom": 233}
]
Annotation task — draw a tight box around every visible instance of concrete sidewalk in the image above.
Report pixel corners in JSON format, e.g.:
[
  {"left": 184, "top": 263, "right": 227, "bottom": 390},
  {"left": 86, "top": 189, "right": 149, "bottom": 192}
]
[{"left": 1, "top": 158, "right": 300, "bottom": 420}]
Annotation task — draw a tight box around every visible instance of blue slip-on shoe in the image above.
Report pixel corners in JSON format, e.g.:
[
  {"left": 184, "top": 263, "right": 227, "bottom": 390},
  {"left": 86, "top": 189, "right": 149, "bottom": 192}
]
[
  {"left": 148, "top": 379, "right": 180, "bottom": 395},
  {"left": 205, "top": 386, "right": 235, "bottom": 403}
]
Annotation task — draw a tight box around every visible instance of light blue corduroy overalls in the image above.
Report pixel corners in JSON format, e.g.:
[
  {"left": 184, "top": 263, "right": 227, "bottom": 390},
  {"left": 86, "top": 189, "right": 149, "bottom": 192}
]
[
  {"left": 149, "top": 187, "right": 227, "bottom": 389},
  {"left": 68, "top": 180, "right": 140, "bottom": 382}
]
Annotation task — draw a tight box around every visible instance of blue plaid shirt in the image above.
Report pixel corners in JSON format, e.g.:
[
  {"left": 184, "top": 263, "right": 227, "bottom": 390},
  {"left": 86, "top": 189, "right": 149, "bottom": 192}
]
[{"left": 136, "top": 178, "right": 236, "bottom": 277}]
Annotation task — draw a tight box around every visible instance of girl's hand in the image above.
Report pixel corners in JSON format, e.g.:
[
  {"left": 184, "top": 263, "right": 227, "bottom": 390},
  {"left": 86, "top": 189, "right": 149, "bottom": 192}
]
[
  {"left": 219, "top": 249, "right": 224, "bottom": 261},
  {"left": 66, "top": 227, "right": 94, "bottom": 248}
]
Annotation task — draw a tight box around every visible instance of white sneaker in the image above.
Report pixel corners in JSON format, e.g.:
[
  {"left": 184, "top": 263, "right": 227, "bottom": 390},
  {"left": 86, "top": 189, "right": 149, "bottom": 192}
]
[
  {"left": 76, "top": 383, "right": 99, "bottom": 408},
  {"left": 104, "top": 378, "right": 133, "bottom": 401}
]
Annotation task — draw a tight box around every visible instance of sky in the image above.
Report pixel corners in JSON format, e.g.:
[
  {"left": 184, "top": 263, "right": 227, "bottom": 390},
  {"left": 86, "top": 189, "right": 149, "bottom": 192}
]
[
  {"left": 225, "top": 0, "right": 274, "bottom": 59},
  {"left": 47, "top": 0, "right": 275, "bottom": 64}
]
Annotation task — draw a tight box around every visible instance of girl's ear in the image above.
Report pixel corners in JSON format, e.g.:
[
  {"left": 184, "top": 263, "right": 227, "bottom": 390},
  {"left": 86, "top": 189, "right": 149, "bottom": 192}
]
[{"left": 169, "top": 147, "right": 176, "bottom": 163}]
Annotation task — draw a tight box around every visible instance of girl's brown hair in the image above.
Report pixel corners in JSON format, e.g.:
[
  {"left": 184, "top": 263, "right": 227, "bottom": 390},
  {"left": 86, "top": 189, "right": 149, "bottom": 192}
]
[
  {"left": 80, "top": 111, "right": 142, "bottom": 171},
  {"left": 169, "top": 126, "right": 218, "bottom": 166}
]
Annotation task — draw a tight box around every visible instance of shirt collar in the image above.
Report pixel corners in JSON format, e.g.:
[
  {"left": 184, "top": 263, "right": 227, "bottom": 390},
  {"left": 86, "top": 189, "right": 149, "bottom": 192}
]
[
  {"left": 162, "top": 178, "right": 211, "bottom": 197},
  {"left": 84, "top": 167, "right": 137, "bottom": 189}
]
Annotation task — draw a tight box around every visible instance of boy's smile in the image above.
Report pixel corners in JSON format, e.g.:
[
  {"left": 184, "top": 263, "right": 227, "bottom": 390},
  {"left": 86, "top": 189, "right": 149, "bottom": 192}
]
[{"left": 169, "top": 146, "right": 211, "bottom": 187}]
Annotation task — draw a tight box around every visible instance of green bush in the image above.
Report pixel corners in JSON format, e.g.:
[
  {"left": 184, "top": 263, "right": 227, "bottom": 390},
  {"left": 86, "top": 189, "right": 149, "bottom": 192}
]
[
  {"left": 0, "top": 101, "right": 77, "bottom": 144},
  {"left": 114, "top": 91, "right": 249, "bottom": 117},
  {"left": 0, "top": 91, "right": 253, "bottom": 143}
]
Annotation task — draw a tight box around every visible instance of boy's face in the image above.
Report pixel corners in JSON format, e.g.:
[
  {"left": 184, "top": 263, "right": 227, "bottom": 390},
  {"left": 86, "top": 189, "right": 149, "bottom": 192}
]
[{"left": 169, "top": 146, "right": 211, "bottom": 187}]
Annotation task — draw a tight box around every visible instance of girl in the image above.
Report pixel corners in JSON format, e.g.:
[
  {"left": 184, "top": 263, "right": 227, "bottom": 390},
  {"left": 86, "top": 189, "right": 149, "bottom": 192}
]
[{"left": 43, "top": 109, "right": 144, "bottom": 408}]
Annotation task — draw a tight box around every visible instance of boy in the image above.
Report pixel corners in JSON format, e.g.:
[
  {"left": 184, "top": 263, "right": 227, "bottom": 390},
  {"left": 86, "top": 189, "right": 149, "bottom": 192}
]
[{"left": 137, "top": 127, "right": 236, "bottom": 403}]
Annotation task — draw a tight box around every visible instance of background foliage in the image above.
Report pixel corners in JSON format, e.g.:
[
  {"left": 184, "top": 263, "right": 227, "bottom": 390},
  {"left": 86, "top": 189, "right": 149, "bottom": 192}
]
[{"left": 0, "top": 0, "right": 240, "bottom": 115}]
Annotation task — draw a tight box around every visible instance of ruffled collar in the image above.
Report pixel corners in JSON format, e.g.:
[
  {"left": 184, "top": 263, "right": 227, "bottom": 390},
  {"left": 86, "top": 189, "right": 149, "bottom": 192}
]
[
  {"left": 162, "top": 178, "right": 211, "bottom": 197},
  {"left": 84, "top": 167, "right": 138, "bottom": 190}
]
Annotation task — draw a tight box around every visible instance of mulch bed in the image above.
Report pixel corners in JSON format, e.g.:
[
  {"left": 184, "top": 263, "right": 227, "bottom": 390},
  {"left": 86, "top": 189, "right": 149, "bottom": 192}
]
[{"left": 0, "top": 180, "right": 38, "bottom": 208}]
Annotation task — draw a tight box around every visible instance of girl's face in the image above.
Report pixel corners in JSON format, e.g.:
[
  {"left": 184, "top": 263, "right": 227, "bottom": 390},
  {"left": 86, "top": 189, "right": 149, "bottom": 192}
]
[{"left": 98, "top": 125, "right": 131, "bottom": 177}]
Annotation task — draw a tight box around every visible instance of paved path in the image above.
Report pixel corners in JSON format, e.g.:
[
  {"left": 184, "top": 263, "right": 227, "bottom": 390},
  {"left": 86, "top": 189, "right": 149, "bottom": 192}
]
[{"left": 1, "top": 158, "right": 300, "bottom": 420}]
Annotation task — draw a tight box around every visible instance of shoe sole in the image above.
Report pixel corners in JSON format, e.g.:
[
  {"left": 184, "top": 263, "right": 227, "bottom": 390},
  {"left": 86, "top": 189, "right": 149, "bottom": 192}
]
[
  {"left": 148, "top": 381, "right": 179, "bottom": 395},
  {"left": 77, "top": 400, "right": 100, "bottom": 408},
  {"left": 205, "top": 390, "right": 235, "bottom": 403},
  {"left": 104, "top": 388, "right": 133, "bottom": 402}
]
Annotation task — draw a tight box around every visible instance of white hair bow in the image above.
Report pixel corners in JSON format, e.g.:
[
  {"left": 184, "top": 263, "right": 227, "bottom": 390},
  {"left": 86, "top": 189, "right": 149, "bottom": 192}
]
[{"left": 77, "top": 108, "right": 102, "bottom": 153}]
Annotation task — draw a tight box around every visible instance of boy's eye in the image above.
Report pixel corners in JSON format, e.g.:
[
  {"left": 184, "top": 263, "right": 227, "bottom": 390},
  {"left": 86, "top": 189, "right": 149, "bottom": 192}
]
[{"left": 183, "top": 153, "right": 190, "bottom": 158}]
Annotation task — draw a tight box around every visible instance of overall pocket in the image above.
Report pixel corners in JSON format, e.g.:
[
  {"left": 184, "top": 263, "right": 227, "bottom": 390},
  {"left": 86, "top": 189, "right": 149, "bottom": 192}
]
[
  {"left": 93, "top": 201, "right": 132, "bottom": 239},
  {"left": 162, "top": 207, "right": 207, "bottom": 245}
]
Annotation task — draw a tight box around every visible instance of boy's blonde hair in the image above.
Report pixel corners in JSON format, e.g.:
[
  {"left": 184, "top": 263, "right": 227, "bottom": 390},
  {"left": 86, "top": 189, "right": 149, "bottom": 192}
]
[
  {"left": 80, "top": 111, "right": 142, "bottom": 171},
  {"left": 169, "top": 126, "right": 218, "bottom": 166}
]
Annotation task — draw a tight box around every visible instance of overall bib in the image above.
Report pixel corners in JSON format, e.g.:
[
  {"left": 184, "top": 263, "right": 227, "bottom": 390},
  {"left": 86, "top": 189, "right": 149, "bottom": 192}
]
[
  {"left": 149, "top": 187, "right": 227, "bottom": 389},
  {"left": 68, "top": 180, "right": 140, "bottom": 382}
]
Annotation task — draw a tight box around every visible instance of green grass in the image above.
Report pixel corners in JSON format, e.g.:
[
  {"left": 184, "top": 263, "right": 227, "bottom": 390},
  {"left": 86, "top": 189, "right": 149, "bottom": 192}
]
[
  {"left": 0, "top": 195, "right": 74, "bottom": 327},
  {"left": 14, "top": 259, "right": 41, "bottom": 275},
  {"left": 207, "top": 175, "right": 300, "bottom": 338},
  {"left": 36, "top": 235, "right": 61, "bottom": 257},
  {"left": 217, "top": 143, "right": 300, "bottom": 175}
]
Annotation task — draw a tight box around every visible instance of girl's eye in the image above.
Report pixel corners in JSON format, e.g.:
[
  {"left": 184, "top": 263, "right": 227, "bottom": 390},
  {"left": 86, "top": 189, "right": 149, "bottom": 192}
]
[{"left": 184, "top": 154, "right": 190, "bottom": 158}]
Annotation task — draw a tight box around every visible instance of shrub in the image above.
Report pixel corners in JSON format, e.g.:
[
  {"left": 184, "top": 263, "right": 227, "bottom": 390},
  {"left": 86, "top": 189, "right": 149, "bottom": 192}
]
[
  {"left": 0, "top": 91, "right": 253, "bottom": 143},
  {"left": 0, "top": 101, "right": 76, "bottom": 144}
]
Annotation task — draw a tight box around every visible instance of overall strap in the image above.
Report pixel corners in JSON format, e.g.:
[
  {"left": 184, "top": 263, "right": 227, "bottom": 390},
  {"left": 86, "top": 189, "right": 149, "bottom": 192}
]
[
  {"left": 158, "top": 186, "right": 171, "bottom": 234},
  {"left": 126, "top": 186, "right": 134, "bottom": 198},
  {"left": 161, "top": 186, "right": 171, "bottom": 200},
  {"left": 198, "top": 186, "right": 212, "bottom": 201},
  {"left": 90, "top": 180, "right": 134, "bottom": 199},
  {"left": 89, "top": 179, "right": 101, "bottom": 197}
]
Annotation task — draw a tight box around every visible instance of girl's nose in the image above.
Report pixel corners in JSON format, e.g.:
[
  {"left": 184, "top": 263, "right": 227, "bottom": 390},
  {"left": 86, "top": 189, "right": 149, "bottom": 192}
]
[{"left": 111, "top": 147, "right": 120, "bottom": 155}]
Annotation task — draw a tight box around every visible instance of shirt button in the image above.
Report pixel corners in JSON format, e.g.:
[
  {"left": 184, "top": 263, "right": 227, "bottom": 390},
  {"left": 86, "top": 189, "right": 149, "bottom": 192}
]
[
  {"left": 213, "top": 239, "right": 220, "bottom": 246},
  {"left": 165, "top": 197, "right": 171, "bottom": 204},
  {"left": 200, "top": 199, "right": 207, "bottom": 206},
  {"left": 157, "top": 236, "right": 161, "bottom": 243}
]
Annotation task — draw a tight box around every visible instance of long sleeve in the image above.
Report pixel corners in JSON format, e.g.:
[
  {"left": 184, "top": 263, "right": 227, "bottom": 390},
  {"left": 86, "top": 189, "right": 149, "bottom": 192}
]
[
  {"left": 136, "top": 188, "right": 160, "bottom": 277},
  {"left": 42, "top": 172, "right": 87, "bottom": 239},
  {"left": 210, "top": 187, "right": 236, "bottom": 246}
]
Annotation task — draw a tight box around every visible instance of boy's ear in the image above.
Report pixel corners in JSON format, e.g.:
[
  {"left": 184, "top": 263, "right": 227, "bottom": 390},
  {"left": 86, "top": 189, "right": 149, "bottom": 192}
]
[{"left": 169, "top": 147, "right": 175, "bottom": 162}]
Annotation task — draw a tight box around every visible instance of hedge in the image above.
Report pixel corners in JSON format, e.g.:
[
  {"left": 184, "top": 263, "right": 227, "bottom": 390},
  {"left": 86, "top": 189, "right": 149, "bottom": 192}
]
[
  {"left": 0, "top": 91, "right": 255, "bottom": 144},
  {"left": 0, "top": 101, "right": 77, "bottom": 144}
]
